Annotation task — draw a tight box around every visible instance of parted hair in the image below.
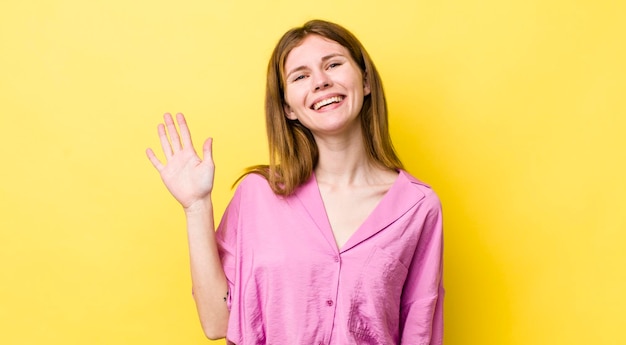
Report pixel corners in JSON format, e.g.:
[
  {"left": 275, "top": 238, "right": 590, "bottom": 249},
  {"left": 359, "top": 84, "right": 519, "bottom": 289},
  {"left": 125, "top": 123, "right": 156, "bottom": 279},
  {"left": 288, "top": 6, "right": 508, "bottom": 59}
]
[{"left": 240, "top": 19, "right": 403, "bottom": 195}]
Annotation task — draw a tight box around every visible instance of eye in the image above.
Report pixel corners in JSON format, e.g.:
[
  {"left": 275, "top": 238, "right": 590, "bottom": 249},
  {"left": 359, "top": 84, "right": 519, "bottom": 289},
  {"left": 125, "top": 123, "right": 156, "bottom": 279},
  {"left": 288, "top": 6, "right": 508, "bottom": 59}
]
[
  {"left": 328, "top": 62, "right": 342, "bottom": 69},
  {"left": 292, "top": 74, "right": 306, "bottom": 82}
]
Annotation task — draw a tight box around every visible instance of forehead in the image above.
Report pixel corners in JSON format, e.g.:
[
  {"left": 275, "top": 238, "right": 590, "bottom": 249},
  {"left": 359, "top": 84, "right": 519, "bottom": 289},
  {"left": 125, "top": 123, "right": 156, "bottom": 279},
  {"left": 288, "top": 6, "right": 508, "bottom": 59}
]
[{"left": 284, "top": 34, "right": 350, "bottom": 71}]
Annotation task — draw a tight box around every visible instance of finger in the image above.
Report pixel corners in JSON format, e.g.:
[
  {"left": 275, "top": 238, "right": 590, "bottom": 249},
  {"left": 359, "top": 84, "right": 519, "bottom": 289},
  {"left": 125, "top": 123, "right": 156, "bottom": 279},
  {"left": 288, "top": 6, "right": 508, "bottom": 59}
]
[
  {"left": 176, "top": 113, "right": 194, "bottom": 148},
  {"left": 146, "top": 148, "right": 164, "bottom": 172},
  {"left": 157, "top": 123, "right": 173, "bottom": 160},
  {"left": 164, "top": 112, "right": 183, "bottom": 152}
]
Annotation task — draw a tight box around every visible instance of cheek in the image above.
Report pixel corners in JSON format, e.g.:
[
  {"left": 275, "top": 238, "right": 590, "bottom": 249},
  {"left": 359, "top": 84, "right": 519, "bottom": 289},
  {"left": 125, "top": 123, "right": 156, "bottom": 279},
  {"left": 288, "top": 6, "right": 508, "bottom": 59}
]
[
  {"left": 283, "top": 87, "right": 294, "bottom": 104},
  {"left": 283, "top": 92, "right": 295, "bottom": 109},
  {"left": 285, "top": 86, "right": 306, "bottom": 107},
  {"left": 282, "top": 90, "right": 305, "bottom": 119}
]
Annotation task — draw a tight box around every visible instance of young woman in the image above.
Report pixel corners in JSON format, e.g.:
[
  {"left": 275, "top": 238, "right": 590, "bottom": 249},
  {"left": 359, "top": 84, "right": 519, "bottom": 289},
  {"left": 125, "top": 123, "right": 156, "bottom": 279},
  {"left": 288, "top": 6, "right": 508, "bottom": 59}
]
[{"left": 147, "top": 19, "right": 444, "bottom": 345}]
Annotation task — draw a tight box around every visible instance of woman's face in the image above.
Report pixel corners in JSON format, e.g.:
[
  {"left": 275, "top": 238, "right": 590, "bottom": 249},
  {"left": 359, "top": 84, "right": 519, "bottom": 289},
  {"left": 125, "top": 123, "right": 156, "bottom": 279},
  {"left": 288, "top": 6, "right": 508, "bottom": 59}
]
[{"left": 282, "top": 34, "right": 370, "bottom": 138}]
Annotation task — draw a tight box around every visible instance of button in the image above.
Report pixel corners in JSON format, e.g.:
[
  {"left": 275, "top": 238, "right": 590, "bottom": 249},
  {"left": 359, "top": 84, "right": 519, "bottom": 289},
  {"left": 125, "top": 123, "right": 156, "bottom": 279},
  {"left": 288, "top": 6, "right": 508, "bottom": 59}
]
[
  {"left": 326, "top": 300, "right": 334, "bottom": 306},
  {"left": 334, "top": 256, "right": 340, "bottom": 262}
]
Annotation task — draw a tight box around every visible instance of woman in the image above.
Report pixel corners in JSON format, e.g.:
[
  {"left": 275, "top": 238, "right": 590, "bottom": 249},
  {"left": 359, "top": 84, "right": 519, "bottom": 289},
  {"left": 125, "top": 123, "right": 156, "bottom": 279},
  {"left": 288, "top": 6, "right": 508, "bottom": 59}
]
[{"left": 147, "top": 19, "right": 443, "bottom": 345}]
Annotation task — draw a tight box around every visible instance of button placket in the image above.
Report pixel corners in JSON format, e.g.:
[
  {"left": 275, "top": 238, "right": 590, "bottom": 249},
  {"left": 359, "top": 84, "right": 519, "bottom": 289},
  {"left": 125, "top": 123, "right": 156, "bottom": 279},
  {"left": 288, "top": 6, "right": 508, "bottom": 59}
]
[{"left": 320, "top": 251, "right": 341, "bottom": 344}]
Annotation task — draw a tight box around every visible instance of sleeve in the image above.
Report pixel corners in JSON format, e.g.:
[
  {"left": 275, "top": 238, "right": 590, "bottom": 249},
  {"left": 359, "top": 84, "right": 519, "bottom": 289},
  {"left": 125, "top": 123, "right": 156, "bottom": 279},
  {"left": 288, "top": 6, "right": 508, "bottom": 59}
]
[
  {"left": 215, "top": 184, "right": 243, "bottom": 311},
  {"left": 399, "top": 193, "right": 444, "bottom": 345}
]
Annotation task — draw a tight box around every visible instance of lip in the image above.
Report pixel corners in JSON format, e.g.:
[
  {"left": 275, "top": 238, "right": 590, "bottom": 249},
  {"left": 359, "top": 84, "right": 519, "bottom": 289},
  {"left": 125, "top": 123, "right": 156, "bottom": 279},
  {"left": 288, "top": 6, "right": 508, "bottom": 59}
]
[{"left": 309, "top": 93, "right": 346, "bottom": 110}]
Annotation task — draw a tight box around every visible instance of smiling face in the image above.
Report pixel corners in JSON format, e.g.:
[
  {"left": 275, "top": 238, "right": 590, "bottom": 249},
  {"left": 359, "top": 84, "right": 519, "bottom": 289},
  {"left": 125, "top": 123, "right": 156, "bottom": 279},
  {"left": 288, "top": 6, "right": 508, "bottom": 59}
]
[{"left": 282, "top": 34, "right": 371, "bottom": 138}]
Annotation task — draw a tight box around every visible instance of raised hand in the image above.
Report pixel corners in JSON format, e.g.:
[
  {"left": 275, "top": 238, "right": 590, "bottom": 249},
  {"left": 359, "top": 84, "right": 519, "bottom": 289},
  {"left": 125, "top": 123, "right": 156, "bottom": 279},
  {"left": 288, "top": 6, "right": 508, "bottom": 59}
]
[
  {"left": 147, "top": 114, "right": 229, "bottom": 335},
  {"left": 146, "top": 113, "right": 215, "bottom": 210}
]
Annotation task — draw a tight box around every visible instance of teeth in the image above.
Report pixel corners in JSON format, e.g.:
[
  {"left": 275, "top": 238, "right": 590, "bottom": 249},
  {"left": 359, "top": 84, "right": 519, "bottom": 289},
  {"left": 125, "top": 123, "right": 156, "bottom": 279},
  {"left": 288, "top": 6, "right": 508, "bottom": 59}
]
[{"left": 313, "top": 96, "right": 343, "bottom": 110}]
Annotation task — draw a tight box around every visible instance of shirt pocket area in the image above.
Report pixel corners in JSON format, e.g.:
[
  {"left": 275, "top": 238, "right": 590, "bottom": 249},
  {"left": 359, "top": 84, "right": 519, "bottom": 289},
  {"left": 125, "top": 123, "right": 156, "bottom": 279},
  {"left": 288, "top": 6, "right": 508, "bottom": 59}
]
[{"left": 348, "top": 246, "right": 409, "bottom": 344}]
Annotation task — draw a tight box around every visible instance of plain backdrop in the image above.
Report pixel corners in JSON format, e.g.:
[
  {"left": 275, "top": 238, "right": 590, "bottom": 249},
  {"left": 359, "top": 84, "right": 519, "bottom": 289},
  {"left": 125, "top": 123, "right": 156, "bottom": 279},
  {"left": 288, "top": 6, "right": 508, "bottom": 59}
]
[{"left": 1, "top": 1, "right": 625, "bottom": 344}]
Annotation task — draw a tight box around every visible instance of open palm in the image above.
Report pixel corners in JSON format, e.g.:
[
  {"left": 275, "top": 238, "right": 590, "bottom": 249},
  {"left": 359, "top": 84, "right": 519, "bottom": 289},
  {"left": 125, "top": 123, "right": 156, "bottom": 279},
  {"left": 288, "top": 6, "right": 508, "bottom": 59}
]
[{"left": 146, "top": 113, "right": 214, "bottom": 209}]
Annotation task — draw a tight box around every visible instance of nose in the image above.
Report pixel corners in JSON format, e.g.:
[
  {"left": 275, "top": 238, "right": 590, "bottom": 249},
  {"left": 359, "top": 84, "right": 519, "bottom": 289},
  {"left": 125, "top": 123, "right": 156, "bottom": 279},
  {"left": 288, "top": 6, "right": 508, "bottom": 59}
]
[{"left": 313, "top": 70, "right": 332, "bottom": 91}]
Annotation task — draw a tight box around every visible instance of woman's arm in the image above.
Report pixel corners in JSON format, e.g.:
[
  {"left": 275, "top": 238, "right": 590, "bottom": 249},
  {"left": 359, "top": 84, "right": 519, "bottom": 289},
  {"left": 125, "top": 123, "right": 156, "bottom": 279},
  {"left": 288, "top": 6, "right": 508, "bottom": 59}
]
[
  {"left": 399, "top": 193, "right": 444, "bottom": 344},
  {"left": 185, "top": 199, "right": 229, "bottom": 339},
  {"left": 146, "top": 113, "right": 229, "bottom": 339}
]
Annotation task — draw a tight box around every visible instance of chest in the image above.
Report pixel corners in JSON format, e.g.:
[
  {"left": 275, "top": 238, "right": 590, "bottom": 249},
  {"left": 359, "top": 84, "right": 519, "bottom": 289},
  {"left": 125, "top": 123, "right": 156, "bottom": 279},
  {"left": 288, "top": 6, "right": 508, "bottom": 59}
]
[{"left": 319, "top": 186, "right": 388, "bottom": 249}]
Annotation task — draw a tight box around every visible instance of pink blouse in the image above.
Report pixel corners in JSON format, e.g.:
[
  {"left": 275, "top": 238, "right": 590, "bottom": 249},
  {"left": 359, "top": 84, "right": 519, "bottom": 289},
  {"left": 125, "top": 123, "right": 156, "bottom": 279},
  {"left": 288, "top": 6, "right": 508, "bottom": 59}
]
[{"left": 216, "top": 170, "right": 444, "bottom": 344}]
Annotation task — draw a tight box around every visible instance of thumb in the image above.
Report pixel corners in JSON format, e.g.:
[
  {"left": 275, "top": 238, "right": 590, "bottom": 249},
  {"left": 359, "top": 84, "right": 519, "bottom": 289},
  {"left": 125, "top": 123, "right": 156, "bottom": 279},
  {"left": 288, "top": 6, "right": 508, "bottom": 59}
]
[{"left": 202, "top": 137, "right": 213, "bottom": 163}]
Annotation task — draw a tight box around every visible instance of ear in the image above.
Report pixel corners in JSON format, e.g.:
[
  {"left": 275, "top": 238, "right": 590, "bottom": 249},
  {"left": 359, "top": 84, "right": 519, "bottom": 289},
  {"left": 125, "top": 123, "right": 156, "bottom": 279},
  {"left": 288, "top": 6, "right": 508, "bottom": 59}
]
[
  {"left": 283, "top": 102, "right": 297, "bottom": 120},
  {"left": 363, "top": 71, "right": 371, "bottom": 96}
]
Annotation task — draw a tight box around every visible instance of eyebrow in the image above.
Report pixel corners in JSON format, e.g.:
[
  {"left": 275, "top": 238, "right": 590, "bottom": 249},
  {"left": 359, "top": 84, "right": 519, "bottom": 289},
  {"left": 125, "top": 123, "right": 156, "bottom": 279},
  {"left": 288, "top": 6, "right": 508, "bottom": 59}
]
[{"left": 285, "top": 53, "right": 345, "bottom": 79}]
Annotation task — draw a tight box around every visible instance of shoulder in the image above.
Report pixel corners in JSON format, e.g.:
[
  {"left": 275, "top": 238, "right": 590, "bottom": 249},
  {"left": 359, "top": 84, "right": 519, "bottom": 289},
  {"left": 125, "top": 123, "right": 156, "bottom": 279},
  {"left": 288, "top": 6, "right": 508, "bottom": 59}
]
[
  {"left": 236, "top": 172, "right": 270, "bottom": 190},
  {"left": 233, "top": 172, "right": 284, "bottom": 203},
  {"left": 398, "top": 170, "right": 441, "bottom": 209}
]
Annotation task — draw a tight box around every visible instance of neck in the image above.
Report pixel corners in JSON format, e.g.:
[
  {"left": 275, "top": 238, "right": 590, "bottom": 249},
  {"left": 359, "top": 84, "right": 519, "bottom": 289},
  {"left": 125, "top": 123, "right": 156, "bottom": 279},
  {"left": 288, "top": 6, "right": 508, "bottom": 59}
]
[{"left": 313, "top": 128, "right": 388, "bottom": 187}]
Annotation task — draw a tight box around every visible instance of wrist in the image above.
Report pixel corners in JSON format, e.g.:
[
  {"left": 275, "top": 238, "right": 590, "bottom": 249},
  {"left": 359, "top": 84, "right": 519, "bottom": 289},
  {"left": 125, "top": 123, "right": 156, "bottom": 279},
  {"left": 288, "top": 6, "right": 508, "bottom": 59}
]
[{"left": 183, "top": 197, "right": 213, "bottom": 215}]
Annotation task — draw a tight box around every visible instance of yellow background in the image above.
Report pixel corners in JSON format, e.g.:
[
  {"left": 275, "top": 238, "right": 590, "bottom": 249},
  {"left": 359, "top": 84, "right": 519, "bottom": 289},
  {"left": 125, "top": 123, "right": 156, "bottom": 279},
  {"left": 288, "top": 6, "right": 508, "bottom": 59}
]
[{"left": 1, "top": 0, "right": 624, "bottom": 344}]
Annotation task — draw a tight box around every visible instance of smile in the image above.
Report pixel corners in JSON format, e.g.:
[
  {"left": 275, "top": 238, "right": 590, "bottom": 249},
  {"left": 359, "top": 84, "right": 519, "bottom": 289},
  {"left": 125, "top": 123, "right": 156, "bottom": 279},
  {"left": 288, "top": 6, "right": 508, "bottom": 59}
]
[{"left": 312, "top": 96, "right": 344, "bottom": 110}]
